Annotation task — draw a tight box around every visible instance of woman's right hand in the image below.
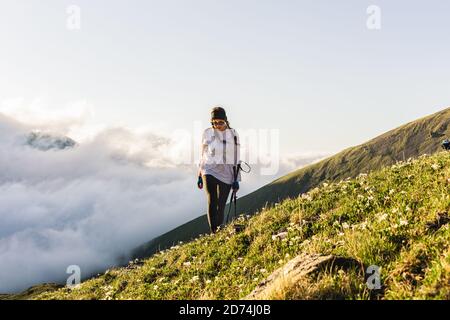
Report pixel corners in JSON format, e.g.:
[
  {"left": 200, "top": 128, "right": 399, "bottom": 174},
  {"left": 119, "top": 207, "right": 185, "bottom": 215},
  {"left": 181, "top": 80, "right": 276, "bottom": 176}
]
[{"left": 197, "top": 175, "right": 203, "bottom": 189}]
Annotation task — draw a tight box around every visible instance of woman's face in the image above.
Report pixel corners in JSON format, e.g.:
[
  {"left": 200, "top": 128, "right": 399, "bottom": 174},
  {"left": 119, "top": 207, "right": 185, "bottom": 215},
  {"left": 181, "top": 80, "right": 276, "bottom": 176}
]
[{"left": 212, "top": 119, "right": 227, "bottom": 131}]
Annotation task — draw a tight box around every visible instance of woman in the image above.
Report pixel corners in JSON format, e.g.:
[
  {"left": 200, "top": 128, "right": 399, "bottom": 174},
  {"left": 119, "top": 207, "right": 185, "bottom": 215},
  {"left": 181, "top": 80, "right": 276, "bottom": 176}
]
[{"left": 197, "top": 106, "right": 242, "bottom": 233}]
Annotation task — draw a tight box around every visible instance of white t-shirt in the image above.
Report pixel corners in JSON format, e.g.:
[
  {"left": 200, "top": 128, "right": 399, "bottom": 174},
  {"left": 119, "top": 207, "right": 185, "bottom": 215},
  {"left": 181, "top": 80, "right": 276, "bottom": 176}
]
[{"left": 198, "top": 127, "right": 242, "bottom": 185}]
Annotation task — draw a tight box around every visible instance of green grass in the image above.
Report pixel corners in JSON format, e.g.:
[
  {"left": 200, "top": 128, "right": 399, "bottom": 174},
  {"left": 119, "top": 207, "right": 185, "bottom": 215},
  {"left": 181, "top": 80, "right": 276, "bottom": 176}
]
[{"left": 36, "top": 151, "right": 450, "bottom": 300}]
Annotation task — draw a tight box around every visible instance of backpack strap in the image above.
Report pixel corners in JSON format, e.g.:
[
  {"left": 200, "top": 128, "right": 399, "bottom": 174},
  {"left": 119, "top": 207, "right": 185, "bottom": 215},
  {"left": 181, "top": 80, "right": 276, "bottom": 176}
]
[
  {"left": 232, "top": 129, "right": 238, "bottom": 167},
  {"left": 212, "top": 128, "right": 240, "bottom": 169},
  {"left": 230, "top": 129, "right": 241, "bottom": 183}
]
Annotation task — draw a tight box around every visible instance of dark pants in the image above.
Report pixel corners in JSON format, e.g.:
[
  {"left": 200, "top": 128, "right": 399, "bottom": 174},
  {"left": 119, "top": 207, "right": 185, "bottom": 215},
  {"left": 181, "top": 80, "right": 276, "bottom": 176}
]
[{"left": 202, "top": 174, "right": 232, "bottom": 233}]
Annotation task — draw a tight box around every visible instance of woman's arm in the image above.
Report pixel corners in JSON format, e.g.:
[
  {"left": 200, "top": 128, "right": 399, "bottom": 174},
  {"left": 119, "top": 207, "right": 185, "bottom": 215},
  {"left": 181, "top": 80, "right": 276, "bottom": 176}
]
[{"left": 198, "top": 143, "right": 207, "bottom": 176}]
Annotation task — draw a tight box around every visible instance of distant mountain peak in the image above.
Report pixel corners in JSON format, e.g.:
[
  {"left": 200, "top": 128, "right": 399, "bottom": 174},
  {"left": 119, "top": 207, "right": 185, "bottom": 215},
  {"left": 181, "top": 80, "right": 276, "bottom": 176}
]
[{"left": 25, "top": 131, "right": 77, "bottom": 151}]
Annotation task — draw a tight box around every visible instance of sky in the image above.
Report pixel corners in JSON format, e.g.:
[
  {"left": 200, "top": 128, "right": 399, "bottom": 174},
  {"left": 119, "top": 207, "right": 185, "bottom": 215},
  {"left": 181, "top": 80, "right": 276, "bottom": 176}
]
[
  {"left": 1, "top": 0, "right": 449, "bottom": 154},
  {"left": 0, "top": 0, "right": 449, "bottom": 293}
]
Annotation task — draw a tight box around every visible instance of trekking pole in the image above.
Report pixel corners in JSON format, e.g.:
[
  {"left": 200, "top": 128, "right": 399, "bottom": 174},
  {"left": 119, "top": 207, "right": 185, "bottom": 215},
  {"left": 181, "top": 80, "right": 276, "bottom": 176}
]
[
  {"left": 233, "top": 190, "right": 237, "bottom": 222},
  {"left": 225, "top": 190, "right": 235, "bottom": 224},
  {"left": 226, "top": 164, "right": 239, "bottom": 224}
]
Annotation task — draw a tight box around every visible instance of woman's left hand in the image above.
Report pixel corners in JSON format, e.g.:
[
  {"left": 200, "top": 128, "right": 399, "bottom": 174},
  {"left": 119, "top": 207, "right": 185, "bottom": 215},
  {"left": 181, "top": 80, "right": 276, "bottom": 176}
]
[{"left": 197, "top": 175, "right": 203, "bottom": 189}]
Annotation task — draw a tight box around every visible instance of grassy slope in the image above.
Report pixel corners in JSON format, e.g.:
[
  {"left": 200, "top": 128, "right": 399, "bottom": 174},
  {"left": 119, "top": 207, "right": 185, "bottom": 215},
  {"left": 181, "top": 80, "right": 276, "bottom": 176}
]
[
  {"left": 132, "top": 107, "right": 450, "bottom": 259},
  {"left": 0, "top": 284, "right": 62, "bottom": 300},
  {"left": 38, "top": 151, "right": 450, "bottom": 300}
]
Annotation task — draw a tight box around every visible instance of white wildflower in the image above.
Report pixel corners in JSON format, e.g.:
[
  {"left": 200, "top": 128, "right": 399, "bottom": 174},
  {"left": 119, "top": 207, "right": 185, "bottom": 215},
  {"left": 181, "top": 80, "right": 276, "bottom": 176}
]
[
  {"left": 301, "top": 193, "right": 312, "bottom": 201},
  {"left": 183, "top": 261, "right": 192, "bottom": 267},
  {"left": 272, "top": 232, "right": 288, "bottom": 241},
  {"left": 399, "top": 219, "right": 408, "bottom": 226},
  {"left": 342, "top": 222, "right": 350, "bottom": 229},
  {"left": 68, "top": 283, "right": 82, "bottom": 290}
]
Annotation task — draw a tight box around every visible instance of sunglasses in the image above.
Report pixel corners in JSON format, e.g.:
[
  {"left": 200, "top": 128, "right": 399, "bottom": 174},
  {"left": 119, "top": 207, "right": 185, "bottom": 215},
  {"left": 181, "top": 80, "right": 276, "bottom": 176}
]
[{"left": 212, "top": 121, "right": 226, "bottom": 126}]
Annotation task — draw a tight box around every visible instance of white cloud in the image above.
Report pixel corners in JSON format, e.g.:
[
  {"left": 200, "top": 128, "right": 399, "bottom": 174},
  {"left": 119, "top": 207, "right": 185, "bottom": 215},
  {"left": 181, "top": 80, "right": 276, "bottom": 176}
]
[
  {"left": 0, "top": 97, "right": 94, "bottom": 136},
  {"left": 0, "top": 112, "right": 204, "bottom": 293}
]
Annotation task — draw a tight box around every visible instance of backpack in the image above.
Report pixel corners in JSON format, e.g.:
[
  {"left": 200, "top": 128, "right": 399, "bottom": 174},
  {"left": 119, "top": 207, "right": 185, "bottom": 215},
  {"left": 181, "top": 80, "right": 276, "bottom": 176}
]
[{"left": 442, "top": 139, "right": 450, "bottom": 150}]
